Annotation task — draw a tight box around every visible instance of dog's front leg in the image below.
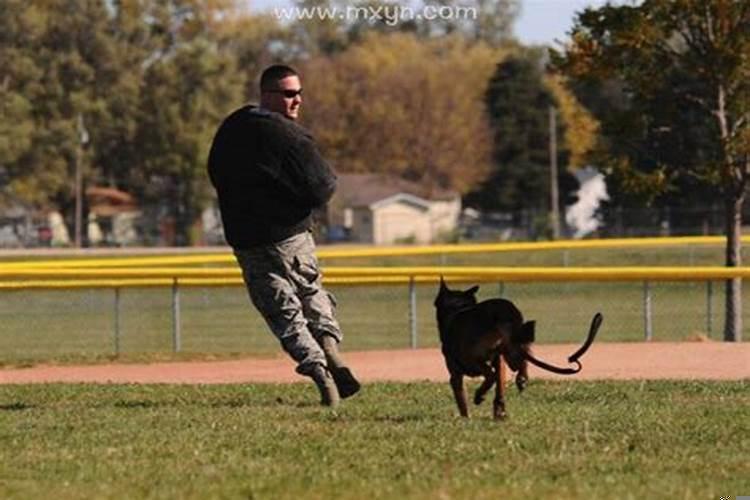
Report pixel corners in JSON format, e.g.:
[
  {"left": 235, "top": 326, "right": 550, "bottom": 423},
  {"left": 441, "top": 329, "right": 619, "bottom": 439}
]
[
  {"left": 492, "top": 353, "right": 507, "bottom": 420},
  {"left": 515, "top": 359, "right": 529, "bottom": 393},
  {"left": 474, "top": 365, "right": 496, "bottom": 405},
  {"left": 450, "top": 374, "right": 469, "bottom": 418}
]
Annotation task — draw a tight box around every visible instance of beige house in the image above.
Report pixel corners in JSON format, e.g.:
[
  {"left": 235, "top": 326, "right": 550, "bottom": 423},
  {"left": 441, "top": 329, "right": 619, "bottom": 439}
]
[{"left": 328, "top": 174, "right": 461, "bottom": 244}]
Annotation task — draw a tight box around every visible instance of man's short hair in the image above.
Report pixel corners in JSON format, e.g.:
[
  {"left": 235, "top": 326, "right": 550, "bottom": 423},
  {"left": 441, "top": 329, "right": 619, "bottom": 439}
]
[{"left": 260, "top": 65, "right": 299, "bottom": 91}]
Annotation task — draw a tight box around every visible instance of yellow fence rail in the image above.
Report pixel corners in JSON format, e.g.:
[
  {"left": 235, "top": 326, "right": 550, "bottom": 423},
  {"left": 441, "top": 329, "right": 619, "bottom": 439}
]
[
  {"left": 0, "top": 266, "right": 749, "bottom": 289},
  {"left": 0, "top": 235, "right": 743, "bottom": 269}
]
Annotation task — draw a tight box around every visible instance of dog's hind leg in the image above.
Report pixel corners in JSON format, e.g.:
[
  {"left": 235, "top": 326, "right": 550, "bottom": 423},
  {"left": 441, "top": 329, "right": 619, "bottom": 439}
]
[
  {"left": 492, "top": 353, "right": 507, "bottom": 420},
  {"left": 473, "top": 365, "right": 495, "bottom": 405}
]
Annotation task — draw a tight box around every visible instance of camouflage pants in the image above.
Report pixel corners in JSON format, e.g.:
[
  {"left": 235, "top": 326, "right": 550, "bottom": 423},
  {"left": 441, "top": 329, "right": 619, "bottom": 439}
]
[{"left": 234, "top": 231, "right": 342, "bottom": 376}]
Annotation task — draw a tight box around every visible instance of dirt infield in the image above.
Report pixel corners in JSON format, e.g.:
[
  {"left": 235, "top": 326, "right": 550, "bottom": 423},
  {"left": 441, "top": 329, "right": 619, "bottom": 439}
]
[{"left": 0, "top": 342, "right": 747, "bottom": 384}]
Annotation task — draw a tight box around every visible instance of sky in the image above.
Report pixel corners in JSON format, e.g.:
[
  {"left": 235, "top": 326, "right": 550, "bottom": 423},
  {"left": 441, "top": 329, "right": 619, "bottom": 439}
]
[
  {"left": 513, "top": 0, "right": 609, "bottom": 46},
  {"left": 247, "top": 0, "right": 611, "bottom": 47}
]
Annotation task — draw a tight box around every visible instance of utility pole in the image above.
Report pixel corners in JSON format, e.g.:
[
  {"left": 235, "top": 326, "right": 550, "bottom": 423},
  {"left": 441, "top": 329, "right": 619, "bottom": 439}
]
[
  {"left": 549, "top": 105, "right": 560, "bottom": 239},
  {"left": 74, "top": 113, "right": 89, "bottom": 248}
]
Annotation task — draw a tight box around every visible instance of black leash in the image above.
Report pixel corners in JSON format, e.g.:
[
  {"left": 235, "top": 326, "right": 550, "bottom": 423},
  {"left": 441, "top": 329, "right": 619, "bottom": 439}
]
[
  {"left": 569, "top": 313, "right": 603, "bottom": 363},
  {"left": 523, "top": 313, "right": 603, "bottom": 375}
]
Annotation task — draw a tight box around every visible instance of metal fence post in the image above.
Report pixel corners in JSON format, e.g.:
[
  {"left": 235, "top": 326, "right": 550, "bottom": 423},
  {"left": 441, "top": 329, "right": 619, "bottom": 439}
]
[
  {"left": 643, "top": 280, "right": 653, "bottom": 341},
  {"left": 172, "top": 278, "right": 181, "bottom": 352},
  {"left": 409, "top": 277, "right": 417, "bottom": 349},
  {"left": 706, "top": 280, "right": 713, "bottom": 338},
  {"left": 113, "top": 287, "right": 121, "bottom": 355}
]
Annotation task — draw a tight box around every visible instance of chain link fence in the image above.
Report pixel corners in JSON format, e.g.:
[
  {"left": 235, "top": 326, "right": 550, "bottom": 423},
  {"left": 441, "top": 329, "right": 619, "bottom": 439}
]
[
  {"left": 0, "top": 278, "right": 741, "bottom": 364},
  {"left": 0, "top": 241, "right": 743, "bottom": 363}
]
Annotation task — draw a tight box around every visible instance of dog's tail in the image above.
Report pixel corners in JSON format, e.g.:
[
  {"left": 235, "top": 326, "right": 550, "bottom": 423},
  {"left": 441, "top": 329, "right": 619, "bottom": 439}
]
[
  {"left": 568, "top": 312, "right": 603, "bottom": 363},
  {"left": 522, "top": 313, "right": 603, "bottom": 375}
]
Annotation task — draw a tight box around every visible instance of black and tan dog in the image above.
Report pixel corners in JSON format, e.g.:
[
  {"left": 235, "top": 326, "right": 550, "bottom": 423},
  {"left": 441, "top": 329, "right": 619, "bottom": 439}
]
[{"left": 434, "top": 278, "right": 601, "bottom": 420}]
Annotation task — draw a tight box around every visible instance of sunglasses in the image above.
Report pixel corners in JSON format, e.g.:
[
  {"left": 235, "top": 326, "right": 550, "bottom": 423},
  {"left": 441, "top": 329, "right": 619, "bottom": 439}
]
[{"left": 266, "top": 88, "right": 303, "bottom": 98}]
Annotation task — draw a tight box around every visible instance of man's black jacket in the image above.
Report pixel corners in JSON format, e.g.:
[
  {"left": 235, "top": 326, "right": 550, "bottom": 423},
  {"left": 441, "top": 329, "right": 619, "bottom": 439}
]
[{"left": 207, "top": 105, "right": 337, "bottom": 248}]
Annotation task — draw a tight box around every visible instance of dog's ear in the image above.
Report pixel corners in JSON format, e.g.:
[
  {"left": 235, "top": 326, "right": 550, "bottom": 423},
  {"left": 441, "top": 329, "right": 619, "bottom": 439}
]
[
  {"left": 439, "top": 276, "right": 448, "bottom": 292},
  {"left": 516, "top": 320, "right": 535, "bottom": 344},
  {"left": 466, "top": 285, "right": 479, "bottom": 296}
]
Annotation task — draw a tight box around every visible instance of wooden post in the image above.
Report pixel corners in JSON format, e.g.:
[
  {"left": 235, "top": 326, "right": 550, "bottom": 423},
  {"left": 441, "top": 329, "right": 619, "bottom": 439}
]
[{"left": 549, "top": 106, "right": 560, "bottom": 239}]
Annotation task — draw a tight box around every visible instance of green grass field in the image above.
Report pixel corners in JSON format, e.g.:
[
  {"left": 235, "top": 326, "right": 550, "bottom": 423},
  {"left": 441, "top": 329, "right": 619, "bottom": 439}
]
[
  {"left": 0, "top": 381, "right": 747, "bottom": 499},
  {"left": 0, "top": 243, "right": 745, "bottom": 364}
]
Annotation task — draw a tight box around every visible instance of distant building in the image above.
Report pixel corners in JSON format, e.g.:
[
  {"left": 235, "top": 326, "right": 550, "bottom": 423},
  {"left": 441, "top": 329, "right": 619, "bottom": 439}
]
[
  {"left": 0, "top": 185, "right": 51, "bottom": 247},
  {"left": 327, "top": 174, "right": 461, "bottom": 244},
  {"left": 86, "top": 186, "right": 140, "bottom": 246}
]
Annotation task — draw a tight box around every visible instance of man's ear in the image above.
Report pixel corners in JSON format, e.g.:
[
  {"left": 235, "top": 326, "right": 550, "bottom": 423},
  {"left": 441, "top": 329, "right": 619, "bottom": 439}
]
[{"left": 515, "top": 320, "right": 535, "bottom": 344}]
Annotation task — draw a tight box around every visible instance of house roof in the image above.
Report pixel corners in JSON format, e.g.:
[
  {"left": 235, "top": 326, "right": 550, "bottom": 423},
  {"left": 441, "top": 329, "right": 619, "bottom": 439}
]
[
  {"left": 369, "top": 193, "right": 431, "bottom": 211},
  {"left": 86, "top": 186, "right": 139, "bottom": 216},
  {"left": 335, "top": 174, "right": 458, "bottom": 208}
]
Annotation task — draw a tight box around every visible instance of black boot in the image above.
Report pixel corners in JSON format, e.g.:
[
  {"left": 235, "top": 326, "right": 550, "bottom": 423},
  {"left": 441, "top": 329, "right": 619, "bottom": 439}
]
[
  {"left": 320, "top": 335, "right": 361, "bottom": 399},
  {"left": 309, "top": 364, "right": 340, "bottom": 407}
]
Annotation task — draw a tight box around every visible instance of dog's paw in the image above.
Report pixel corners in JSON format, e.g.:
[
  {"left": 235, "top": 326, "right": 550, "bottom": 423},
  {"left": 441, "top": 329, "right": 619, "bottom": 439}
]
[
  {"left": 515, "top": 374, "right": 528, "bottom": 393},
  {"left": 492, "top": 398, "right": 507, "bottom": 420}
]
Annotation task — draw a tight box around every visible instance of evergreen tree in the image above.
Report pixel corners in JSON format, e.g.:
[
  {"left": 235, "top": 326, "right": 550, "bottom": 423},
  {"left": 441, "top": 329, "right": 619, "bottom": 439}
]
[{"left": 464, "top": 54, "right": 580, "bottom": 231}]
